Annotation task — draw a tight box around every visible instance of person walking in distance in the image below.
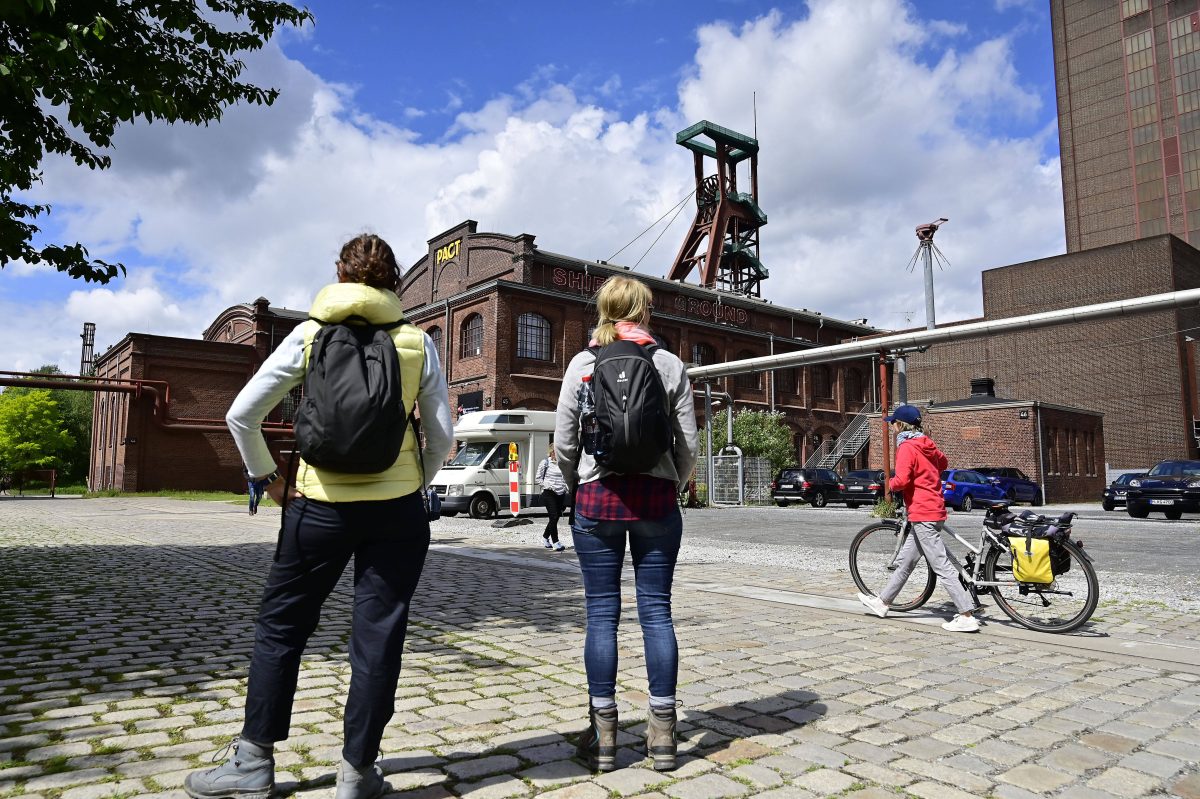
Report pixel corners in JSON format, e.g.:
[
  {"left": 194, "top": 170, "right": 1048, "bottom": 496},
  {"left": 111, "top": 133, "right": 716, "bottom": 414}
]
[
  {"left": 536, "top": 447, "right": 569, "bottom": 550},
  {"left": 857, "top": 404, "right": 980, "bottom": 633},
  {"left": 555, "top": 275, "right": 699, "bottom": 772},
  {"left": 184, "top": 234, "right": 454, "bottom": 799}
]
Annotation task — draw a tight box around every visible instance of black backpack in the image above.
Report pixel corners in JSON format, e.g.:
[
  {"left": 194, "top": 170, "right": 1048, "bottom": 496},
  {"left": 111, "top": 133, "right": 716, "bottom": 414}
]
[
  {"left": 294, "top": 316, "right": 411, "bottom": 474},
  {"left": 588, "top": 339, "right": 673, "bottom": 474}
]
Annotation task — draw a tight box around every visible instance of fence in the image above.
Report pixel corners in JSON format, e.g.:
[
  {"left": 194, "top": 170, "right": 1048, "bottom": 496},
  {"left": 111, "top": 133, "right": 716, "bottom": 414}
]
[{"left": 695, "top": 456, "right": 773, "bottom": 506}]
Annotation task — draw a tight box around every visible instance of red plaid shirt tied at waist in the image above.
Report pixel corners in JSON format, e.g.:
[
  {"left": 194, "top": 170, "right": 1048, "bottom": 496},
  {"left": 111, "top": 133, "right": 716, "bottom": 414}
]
[{"left": 574, "top": 474, "right": 677, "bottom": 521}]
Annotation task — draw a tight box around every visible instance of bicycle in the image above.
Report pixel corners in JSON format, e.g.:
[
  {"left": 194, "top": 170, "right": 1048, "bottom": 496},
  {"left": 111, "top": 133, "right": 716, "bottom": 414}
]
[{"left": 848, "top": 501, "right": 1099, "bottom": 633}]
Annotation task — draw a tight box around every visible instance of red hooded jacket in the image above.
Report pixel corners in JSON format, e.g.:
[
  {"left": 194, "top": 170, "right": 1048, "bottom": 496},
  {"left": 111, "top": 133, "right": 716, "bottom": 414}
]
[{"left": 891, "top": 434, "right": 948, "bottom": 522}]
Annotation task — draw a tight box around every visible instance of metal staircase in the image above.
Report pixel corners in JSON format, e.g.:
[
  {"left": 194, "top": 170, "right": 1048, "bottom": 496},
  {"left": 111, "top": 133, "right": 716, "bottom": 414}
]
[{"left": 804, "top": 403, "right": 879, "bottom": 469}]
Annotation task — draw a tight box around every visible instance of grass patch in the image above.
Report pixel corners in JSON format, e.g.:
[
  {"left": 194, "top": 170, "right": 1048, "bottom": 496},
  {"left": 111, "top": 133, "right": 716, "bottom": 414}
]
[
  {"left": 40, "top": 755, "right": 74, "bottom": 775},
  {"left": 82, "top": 489, "right": 278, "bottom": 507},
  {"left": 10, "top": 483, "right": 89, "bottom": 496}
]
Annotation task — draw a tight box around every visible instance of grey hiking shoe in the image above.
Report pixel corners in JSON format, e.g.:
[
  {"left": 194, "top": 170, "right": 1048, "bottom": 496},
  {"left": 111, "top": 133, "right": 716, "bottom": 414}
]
[
  {"left": 576, "top": 704, "right": 618, "bottom": 772},
  {"left": 184, "top": 738, "right": 274, "bottom": 799},
  {"left": 334, "top": 759, "right": 387, "bottom": 799},
  {"left": 645, "top": 705, "right": 678, "bottom": 771}
]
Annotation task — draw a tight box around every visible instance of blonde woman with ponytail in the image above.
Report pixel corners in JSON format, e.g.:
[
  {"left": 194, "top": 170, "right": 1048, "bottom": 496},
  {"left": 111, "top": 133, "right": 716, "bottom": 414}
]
[{"left": 555, "top": 275, "right": 698, "bottom": 773}]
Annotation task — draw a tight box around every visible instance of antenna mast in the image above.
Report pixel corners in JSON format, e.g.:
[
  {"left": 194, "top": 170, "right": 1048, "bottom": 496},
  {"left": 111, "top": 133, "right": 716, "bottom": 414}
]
[{"left": 907, "top": 218, "right": 949, "bottom": 329}]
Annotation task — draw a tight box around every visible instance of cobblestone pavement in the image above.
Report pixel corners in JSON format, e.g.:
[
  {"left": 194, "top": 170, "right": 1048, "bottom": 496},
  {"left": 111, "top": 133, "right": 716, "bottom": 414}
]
[{"left": 2, "top": 498, "right": 1200, "bottom": 799}]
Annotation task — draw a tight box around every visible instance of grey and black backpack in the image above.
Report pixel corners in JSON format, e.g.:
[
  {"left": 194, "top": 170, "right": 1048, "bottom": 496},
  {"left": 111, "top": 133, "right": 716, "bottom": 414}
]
[
  {"left": 294, "top": 315, "right": 411, "bottom": 474},
  {"left": 587, "top": 339, "right": 673, "bottom": 474}
]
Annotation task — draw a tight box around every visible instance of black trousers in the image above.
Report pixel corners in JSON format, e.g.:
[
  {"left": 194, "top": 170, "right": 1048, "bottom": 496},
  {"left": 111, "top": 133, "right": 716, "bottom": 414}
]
[
  {"left": 542, "top": 489, "right": 566, "bottom": 542},
  {"left": 241, "top": 493, "right": 429, "bottom": 767}
]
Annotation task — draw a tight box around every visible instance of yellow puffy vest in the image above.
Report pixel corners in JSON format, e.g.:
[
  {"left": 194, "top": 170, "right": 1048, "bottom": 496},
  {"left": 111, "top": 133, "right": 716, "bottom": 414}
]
[{"left": 294, "top": 284, "right": 426, "bottom": 503}]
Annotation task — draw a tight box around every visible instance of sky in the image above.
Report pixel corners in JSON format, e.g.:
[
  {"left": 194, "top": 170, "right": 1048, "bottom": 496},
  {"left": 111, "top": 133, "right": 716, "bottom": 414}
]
[{"left": 3, "top": 0, "right": 1064, "bottom": 372}]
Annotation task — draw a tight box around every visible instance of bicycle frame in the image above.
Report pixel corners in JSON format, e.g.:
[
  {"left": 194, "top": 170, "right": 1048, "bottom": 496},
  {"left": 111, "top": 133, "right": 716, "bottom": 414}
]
[{"left": 889, "top": 507, "right": 1080, "bottom": 600}]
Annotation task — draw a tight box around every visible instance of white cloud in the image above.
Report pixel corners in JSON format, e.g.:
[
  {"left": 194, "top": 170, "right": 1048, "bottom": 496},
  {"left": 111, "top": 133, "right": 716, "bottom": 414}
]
[{"left": 8, "top": 0, "right": 1063, "bottom": 373}]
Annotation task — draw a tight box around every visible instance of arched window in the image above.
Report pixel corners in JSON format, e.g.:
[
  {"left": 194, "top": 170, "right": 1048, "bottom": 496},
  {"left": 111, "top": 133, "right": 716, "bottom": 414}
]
[
  {"left": 427, "top": 326, "right": 443, "bottom": 361},
  {"left": 460, "top": 314, "right": 483, "bottom": 359},
  {"left": 776, "top": 368, "right": 797, "bottom": 394},
  {"left": 812, "top": 364, "right": 832, "bottom": 399},
  {"left": 516, "top": 313, "right": 551, "bottom": 360},
  {"left": 735, "top": 350, "right": 760, "bottom": 391},
  {"left": 691, "top": 343, "right": 715, "bottom": 367}
]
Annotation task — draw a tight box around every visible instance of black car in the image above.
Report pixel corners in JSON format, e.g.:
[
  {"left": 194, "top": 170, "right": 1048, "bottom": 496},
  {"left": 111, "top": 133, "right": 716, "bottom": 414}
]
[
  {"left": 840, "top": 469, "right": 885, "bottom": 508},
  {"left": 1125, "top": 460, "right": 1200, "bottom": 519},
  {"left": 771, "top": 467, "right": 842, "bottom": 508},
  {"left": 1102, "top": 472, "right": 1145, "bottom": 511}
]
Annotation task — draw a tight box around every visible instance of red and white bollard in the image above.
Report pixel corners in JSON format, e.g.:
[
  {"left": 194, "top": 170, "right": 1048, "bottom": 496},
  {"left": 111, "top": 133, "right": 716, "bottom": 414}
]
[{"left": 509, "top": 461, "right": 520, "bottom": 515}]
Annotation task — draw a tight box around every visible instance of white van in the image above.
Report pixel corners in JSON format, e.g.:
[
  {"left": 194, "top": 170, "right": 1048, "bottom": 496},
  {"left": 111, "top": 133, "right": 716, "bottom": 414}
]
[{"left": 431, "top": 409, "right": 558, "bottom": 519}]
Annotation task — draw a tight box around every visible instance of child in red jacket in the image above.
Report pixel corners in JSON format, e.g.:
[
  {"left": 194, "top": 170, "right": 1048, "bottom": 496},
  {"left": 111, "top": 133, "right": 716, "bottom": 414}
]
[{"left": 857, "top": 405, "right": 980, "bottom": 632}]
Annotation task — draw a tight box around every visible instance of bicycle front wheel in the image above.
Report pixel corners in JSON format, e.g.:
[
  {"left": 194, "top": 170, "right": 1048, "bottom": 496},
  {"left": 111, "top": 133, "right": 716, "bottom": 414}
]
[
  {"left": 983, "top": 539, "right": 1099, "bottom": 633},
  {"left": 849, "top": 522, "right": 935, "bottom": 612}
]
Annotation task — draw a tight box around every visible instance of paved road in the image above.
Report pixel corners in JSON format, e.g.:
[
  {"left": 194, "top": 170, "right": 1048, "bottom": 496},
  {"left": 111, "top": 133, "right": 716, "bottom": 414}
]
[{"left": 665, "top": 505, "right": 1200, "bottom": 580}]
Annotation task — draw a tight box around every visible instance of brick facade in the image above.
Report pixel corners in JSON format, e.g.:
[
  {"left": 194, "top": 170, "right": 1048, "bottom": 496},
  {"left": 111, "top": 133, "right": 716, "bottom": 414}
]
[
  {"left": 904, "top": 235, "right": 1200, "bottom": 471},
  {"left": 399, "top": 220, "right": 881, "bottom": 467},
  {"left": 867, "top": 400, "right": 1105, "bottom": 503},
  {"left": 1053, "top": 0, "right": 1200, "bottom": 251},
  {"left": 90, "top": 301, "right": 304, "bottom": 492}
]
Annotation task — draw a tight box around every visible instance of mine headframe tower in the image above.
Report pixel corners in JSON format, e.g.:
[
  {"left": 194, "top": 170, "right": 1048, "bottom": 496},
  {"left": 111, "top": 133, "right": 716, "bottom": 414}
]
[{"left": 666, "top": 120, "right": 768, "bottom": 296}]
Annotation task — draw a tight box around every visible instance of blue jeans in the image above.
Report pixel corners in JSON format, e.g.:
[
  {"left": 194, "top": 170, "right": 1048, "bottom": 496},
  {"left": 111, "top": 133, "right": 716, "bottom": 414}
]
[{"left": 572, "top": 509, "right": 683, "bottom": 700}]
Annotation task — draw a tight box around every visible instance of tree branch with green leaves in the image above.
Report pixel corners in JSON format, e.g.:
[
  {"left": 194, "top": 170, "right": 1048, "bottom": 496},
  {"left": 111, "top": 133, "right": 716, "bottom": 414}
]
[{"left": 0, "top": 0, "right": 312, "bottom": 282}]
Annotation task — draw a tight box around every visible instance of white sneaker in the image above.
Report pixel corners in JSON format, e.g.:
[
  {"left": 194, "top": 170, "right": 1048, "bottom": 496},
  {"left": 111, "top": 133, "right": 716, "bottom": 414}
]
[
  {"left": 857, "top": 593, "right": 889, "bottom": 618},
  {"left": 942, "top": 614, "right": 980, "bottom": 633},
  {"left": 552, "top": 542, "right": 566, "bottom": 551}
]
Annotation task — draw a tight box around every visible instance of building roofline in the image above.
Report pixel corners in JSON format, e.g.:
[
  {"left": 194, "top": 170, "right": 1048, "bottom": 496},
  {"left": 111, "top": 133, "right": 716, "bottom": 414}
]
[
  {"left": 885, "top": 396, "right": 1103, "bottom": 417},
  {"left": 530, "top": 247, "right": 879, "bottom": 335}
]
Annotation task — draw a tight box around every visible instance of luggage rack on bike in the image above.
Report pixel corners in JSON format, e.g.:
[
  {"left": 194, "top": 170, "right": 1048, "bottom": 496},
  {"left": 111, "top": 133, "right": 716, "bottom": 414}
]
[{"left": 983, "top": 501, "right": 1076, "bottom": 536}]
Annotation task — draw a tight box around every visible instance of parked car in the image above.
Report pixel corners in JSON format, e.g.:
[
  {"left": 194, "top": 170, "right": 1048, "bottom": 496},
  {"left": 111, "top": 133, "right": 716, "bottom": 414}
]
[
  {"left": 1102, "top": 472, "right": 1145, "bottom": 511},
  {"left": 1125, "top": 460, "right": 1200, "bottom": 520},
  {"left": 973, "top": 467, "right": 1042, "bottom": 505},
  {"left": 841, "top": 469, "right": 885, "bottom": 508},
  {"left": 771, "top": 467, "right": 842, "bottom": 508},
  {"left": 940, "top": 468, "right": 1007, "bottom": 512}
]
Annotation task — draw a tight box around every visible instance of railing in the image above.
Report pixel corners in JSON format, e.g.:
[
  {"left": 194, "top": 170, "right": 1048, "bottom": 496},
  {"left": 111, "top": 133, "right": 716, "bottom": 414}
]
[
  {"left": 808, "top": 402, "right": 879, "bottom": 469},
  {"left": 803, "top": 440, "right": 833, "bottom": 468}
]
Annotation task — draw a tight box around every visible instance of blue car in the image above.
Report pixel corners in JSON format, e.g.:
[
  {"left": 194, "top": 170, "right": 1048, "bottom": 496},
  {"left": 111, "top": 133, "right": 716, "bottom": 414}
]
[
  {"left": 941, "top": 469, "right": 1007, "bottom": 513},
  {"left": 974, "top": 467, "right": 1043, "bottom": 505}
]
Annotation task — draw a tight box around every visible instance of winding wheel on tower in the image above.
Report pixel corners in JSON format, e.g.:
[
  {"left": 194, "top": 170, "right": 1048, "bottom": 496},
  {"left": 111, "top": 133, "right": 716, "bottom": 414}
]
[{"left": 667, "top": 120, "right": 769, "bottom": 297}]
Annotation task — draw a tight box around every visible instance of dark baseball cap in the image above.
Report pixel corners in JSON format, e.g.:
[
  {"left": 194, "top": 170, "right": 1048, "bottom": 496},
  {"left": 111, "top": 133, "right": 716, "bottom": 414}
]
[{"left": 885, "top": 405, "right": 922, "bottom": 425}]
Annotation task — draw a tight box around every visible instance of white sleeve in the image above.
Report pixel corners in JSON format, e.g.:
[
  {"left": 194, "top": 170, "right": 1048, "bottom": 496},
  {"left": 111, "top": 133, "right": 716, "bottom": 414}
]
[
  {"left": 415, "top": 333, "right": 454, "bottom": 485},
  {"left": 226, "top": 325, "right": 308, "bottom": 478}
]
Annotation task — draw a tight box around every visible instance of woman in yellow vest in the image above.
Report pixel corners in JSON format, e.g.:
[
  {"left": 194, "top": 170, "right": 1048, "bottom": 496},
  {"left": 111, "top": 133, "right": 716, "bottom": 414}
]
[{"left": 186, "top": 234, "right": 453, "bottom": 799}]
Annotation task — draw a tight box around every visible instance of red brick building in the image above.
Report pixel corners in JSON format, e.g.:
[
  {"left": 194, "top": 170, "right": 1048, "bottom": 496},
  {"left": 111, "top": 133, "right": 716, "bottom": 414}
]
[
  {"left": 88, "top": 300, "right": 304, "bottom": 492},
  {"left": 902, "top": 234, "right": 1200, "bottom": 473},
  {"left": 1053, "top": 0, "right": 1200, "bottom": 251},
  {"left": 868, "top": 379, "right": 1105, "bottom": 503},
  {"left": 399, "top": 219, "right": 880, "bottom": 464},
  {"left": 88, "top": 225, "right": 882, "bottom": 492}
]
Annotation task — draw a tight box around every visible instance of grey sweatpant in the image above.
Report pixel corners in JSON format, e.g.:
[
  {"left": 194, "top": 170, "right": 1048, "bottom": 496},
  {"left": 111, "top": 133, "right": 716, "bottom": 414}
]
[{"left": 879, "top": 521, "right": 975, "bottom": 613}]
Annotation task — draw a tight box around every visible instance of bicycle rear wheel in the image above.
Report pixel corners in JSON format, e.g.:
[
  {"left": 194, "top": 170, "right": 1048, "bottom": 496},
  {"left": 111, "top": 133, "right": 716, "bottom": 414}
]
[
  {"left": 849, "top": 522, "right": 935, "bottom": 612},
  {"left": 983, "top": 539, "right": 1098, "bottom": 633}
]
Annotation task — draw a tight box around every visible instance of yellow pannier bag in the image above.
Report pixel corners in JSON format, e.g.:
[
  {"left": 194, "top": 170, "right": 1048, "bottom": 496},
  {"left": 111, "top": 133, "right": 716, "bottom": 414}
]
[{"left": 1008, "top": 535, "right": 1053, "bottom": 584}]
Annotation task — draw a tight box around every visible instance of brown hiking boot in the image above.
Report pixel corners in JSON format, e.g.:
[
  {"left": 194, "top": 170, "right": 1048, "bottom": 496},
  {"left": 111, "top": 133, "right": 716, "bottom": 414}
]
[
  {"left": 645, "top": 705, "right": 677, "bottom": 771},
  {"left": 576, "top": 705, "right": 618, "bottom": 772}
]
